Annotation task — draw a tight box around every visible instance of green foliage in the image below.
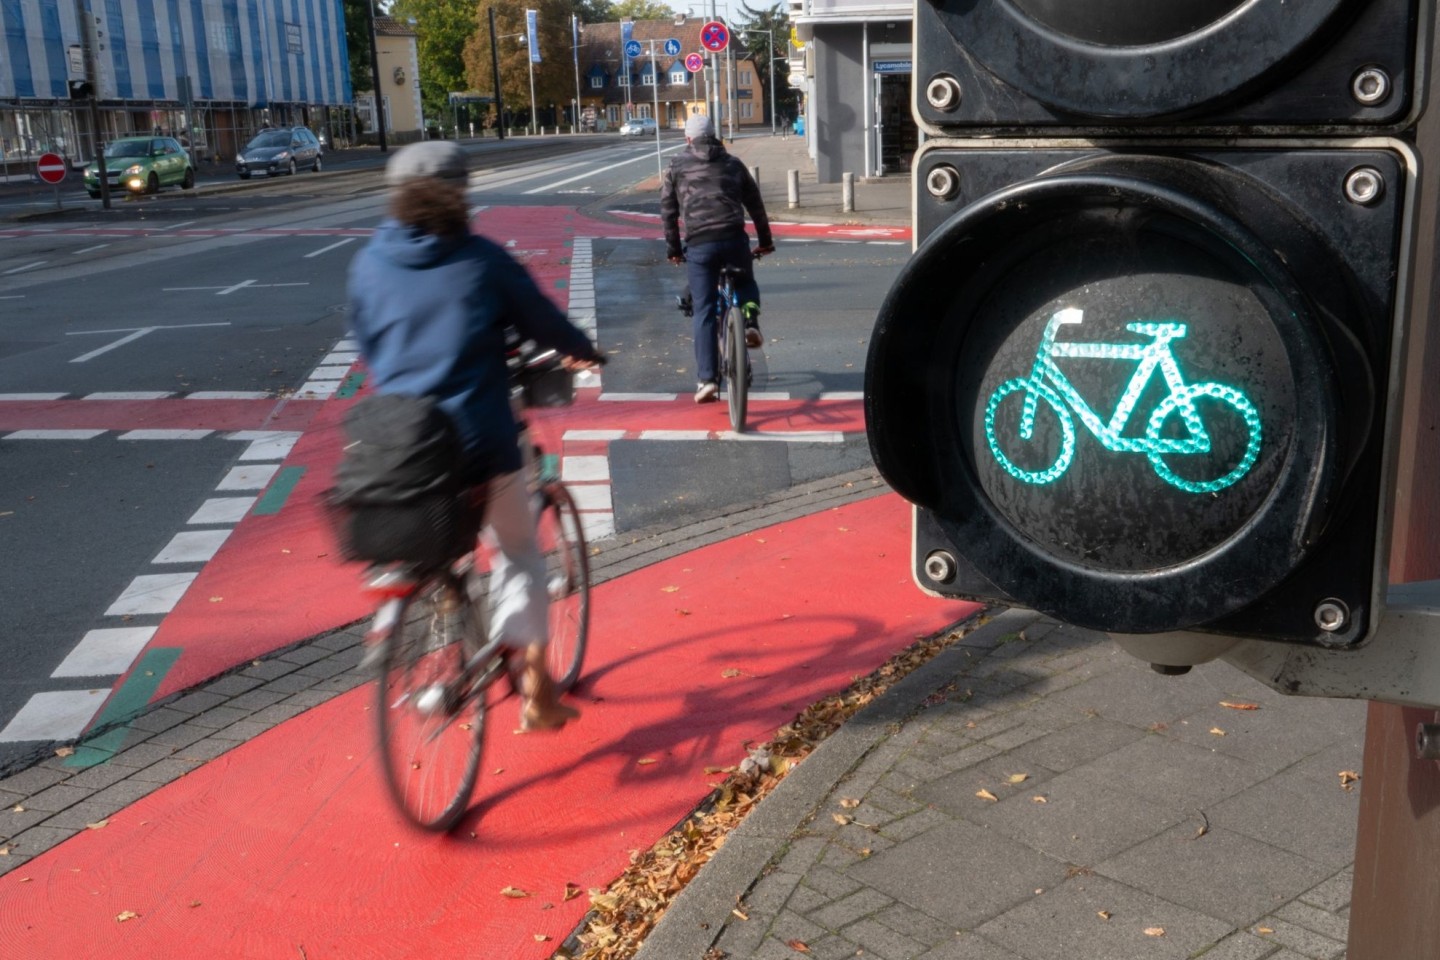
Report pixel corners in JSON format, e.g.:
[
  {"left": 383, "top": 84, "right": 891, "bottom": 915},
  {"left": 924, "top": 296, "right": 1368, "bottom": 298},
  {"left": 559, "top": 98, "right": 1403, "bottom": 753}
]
[
  {"left": 463, "top": 0, "right": 583, "bottom": 125},
  {"left": 610, "top": 0, "right": 675, "bottom": 20},
  {"left": 736, "top": 1, "right": 795, "bottom": 123},
  {"left": 343, "top": 0, "right": 375, "bottom": 93},
  {"left": 390, "top": 0, "right": 475, "bottom": 125}
]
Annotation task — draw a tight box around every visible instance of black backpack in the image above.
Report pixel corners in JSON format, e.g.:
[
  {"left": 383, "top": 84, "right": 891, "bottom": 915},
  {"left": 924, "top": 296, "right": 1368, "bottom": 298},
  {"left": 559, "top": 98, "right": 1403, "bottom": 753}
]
[{"left": 330, "top": 394, "right": 475, "bottom": 567}]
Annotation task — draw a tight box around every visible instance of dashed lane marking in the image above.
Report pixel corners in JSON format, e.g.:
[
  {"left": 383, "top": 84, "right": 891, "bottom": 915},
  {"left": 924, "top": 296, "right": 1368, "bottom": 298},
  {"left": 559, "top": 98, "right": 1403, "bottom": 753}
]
[{"left": 51, "top": 627, "right": 158, "bottom": 678}]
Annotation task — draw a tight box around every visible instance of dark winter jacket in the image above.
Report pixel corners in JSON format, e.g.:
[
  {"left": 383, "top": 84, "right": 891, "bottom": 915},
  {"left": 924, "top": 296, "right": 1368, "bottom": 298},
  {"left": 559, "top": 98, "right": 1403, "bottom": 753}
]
[
  {"left": 347, "top": 220, "right": 600, "bottom": 482},
  {"left": 660, "top": 136, "right": 773, "bottom": 257}
]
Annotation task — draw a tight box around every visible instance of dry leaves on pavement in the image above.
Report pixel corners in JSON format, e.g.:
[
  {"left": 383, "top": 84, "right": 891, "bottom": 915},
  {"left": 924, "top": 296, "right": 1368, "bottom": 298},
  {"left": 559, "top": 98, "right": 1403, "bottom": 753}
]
[{"left": 566, "top": 617, "right": 985, "bottom": 960}]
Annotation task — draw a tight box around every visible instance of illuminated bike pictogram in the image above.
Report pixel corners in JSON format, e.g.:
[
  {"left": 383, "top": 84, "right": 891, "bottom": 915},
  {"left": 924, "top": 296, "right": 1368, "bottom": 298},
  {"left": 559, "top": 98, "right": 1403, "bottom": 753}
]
[{"left": 984, "top": 307, "right": 1262, "bottom": 493}]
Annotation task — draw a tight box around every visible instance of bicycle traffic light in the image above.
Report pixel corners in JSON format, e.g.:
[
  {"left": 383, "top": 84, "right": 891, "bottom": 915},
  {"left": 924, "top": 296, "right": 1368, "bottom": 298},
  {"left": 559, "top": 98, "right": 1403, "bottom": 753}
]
[{"left": 866, "top": 1, "right": 1425, "bottom": 658}]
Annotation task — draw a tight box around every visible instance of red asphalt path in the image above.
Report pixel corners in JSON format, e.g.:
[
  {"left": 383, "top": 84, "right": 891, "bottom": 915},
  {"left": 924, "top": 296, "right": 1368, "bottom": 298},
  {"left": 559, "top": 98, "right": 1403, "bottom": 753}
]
[{"left": 0, "top": 494, "right": 975, "bottom": 959}]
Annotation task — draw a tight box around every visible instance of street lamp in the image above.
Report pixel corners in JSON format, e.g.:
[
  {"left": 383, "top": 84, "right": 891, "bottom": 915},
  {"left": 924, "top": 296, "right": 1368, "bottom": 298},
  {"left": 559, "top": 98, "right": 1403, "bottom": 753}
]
[
  {"left": 741, "top": 26, "right": 780, "bottom": 136},
  {"left": 494, "top": 28, "right": 537, "bottom": 135}
]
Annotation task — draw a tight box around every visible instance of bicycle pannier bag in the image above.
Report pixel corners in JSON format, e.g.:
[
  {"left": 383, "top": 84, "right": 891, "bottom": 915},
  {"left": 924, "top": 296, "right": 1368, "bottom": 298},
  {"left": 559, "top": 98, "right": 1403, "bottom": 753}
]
[{"left": 330, "top": 394, "right": 471, "bottom": 565}]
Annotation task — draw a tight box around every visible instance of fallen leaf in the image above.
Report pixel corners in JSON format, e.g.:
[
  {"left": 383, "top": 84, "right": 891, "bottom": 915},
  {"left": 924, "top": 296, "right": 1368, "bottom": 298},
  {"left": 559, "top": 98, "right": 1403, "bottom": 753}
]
[
  {"left": 1144, "top": 927, "right": 1166, "bottom": 937},
  {"left": 1210, "top": 727, "right": 1227, "bottom": 736},
  {"left": 976, "top": 788, "right": 999, "bottom": 803},
  {"left": 0, "top": 848, "right": 8, "bottom": 856},
  {"left": 189, "top": 901, "right": 201, "bottom": 908},
  {"left": 1340, "top": 770, "right": 1361, "bottom": 790},
  {"left": 732, "top": 908, "right": 749, "bottom": 920},
  {"left": 85, "top": 819, "right": 109, "bottom": 830},
  {"left": 116, "top": 911, "right": 140, "bottom": 923},
  {"left": 1220, "top": 701, "right": 1260, "bottom": 711},
  {"left": 18, "top": 877, "right": 31, "bottom": 883},
  {"left": 11, "top": 805, "right": 23, "bottom": 813},
  {"left": 786, "top": 940, "right": 811, "bottom": 953},
  {"left": 721, "top": 668, "right": 743, "bottom": 678},
  {"left": 1006, "top": 773, "right": 1029, "bottom": 784},
  {"left": 636, "top": 758, "right": 657, "bottom": 765},
  {"left": 1097, "top": 910, "right": 1112, "bottom": 921},
  {"left": 832, "top": 813, "right": 852, "bottom": 826},
  {"left": 1257, "top": 926, "right": 1274, "bottom": 935},
  {"left": 54, "top": 746, "right": 74, "bottom": 758},
  {"left": 661, "top": 585, "right": 680, "bottom": 593},
  {"left": 500, "top": 886, "right": 530, "bottom": 898},
  {"left": 563, "top": 883, "right": 581, "bottom": 902},
  {"left": 703, "top": 766, "right": 735, "bottom": 775},
  {"left": 533, "top": 934, "right": 551, "bottom": 942},
  {"left": 839, "top": 797, "right": 861, "bottom": 809},
  {"left": 209, "top": 596, "right": 223, "bottom": 603},
  {"left": 1032, "top": 796, "right": 1048, "bottom": 804}
]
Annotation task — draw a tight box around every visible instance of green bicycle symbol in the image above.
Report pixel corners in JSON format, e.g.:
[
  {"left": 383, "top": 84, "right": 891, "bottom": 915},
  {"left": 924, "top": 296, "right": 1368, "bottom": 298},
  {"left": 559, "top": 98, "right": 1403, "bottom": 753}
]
[{"left": 983, "top": 308, "right": 1263, "bottom": 494}]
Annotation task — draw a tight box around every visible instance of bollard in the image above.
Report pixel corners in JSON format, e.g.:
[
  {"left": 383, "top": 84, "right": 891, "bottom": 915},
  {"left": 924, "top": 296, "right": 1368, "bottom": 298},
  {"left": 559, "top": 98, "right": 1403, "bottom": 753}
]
[
  {"left": 842, "top": 172, "right": 855, "bottom": 213},
  {"left": 787, "top": 168, "right": 800, "bottom": 208}
]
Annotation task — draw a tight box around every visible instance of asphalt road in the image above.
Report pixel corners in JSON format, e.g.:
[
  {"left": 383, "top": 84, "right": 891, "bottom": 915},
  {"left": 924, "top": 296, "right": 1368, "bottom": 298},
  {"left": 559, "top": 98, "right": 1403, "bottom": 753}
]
[{"left": 0, "top": 133, "right": 906, "bottom": 771}]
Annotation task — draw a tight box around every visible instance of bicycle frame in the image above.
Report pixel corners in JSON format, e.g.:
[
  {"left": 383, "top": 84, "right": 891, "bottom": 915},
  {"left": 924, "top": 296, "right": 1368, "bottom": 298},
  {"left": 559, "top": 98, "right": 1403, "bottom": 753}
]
[{"left": 1019, "top": 308, "right": 1211, "bottom": 454}]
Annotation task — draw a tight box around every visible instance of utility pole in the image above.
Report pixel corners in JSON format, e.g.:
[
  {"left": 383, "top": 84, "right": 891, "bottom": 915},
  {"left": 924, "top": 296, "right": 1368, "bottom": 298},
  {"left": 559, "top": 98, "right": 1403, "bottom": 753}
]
[
  {"left": 489, "top": 7, "right": 505, "bottom": 140},
  {"left": 572, "top": 15, "right": 582, "bottom": 132},
  {"left": 72, "top": 0, "right": 110, "bottom": 208}
]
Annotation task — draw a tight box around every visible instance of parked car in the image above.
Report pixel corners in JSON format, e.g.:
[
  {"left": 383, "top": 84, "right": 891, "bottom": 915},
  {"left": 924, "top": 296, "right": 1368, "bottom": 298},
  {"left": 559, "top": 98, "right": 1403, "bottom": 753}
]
[
  {"left": 235, "top": 127, "right": 323, "bottom": 178},
  {"left": 619, "top": 117, "right": 658, "bottom": 138},
  {"left": 83, "top": 136, "right": 195, "bottom": 198}
]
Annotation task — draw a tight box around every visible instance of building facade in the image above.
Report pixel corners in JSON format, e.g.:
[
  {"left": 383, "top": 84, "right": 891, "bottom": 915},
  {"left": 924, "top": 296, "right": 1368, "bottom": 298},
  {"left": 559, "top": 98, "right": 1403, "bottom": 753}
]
[
  {"left": 0, "top": 0, "right": 351, "bottom": 170},
  {"left": 576, "top": 16, "right": 762, "bottom": 136},
  {"left": 789, "top": 0, "right": 916, "bottom": 183},
  {"left": 355, "top": 15, "right": 422, "bottom": 140}
]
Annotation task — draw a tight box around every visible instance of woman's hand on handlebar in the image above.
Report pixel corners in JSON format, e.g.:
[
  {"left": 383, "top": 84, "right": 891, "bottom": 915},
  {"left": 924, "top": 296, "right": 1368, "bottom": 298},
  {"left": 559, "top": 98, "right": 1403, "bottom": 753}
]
[
  {"left": 753, "top": 244, "right": 775, "bottom": 258},
  {"left": 563, "top": 354, "right": 605, "bottom": 371}
]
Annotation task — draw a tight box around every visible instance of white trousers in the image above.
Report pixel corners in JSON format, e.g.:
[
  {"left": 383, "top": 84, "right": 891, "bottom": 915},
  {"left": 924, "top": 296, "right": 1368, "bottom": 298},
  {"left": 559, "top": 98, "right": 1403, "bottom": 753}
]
[{"left": 482, "top": 469, "right": 548, "bottom": 649}]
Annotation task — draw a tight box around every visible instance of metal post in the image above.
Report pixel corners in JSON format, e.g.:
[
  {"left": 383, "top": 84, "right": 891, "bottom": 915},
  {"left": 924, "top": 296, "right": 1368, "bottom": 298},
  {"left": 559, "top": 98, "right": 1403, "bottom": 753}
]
[
  {"left": 572, "top": 15, "right": 582, "bottom": 133},
  {"left": 842, "top": 171, "right": 854, "bottom": 212},
  {"left": 726, "top": 36, "right": 735, "bottom": 140},
  {"left": 527, "top": 49, "right": 537, "bottom": 135},
  {"left": 489, "top": 8, "right": 505, "bottom": 141},
  {"left": 769, "top": 28, "right": 776, "bottom": 136},
  {"left": 1346, "top": 15, "right": 1440, "bottom": 959},
  {"left": 787, "top": 168, "right": 798, "bottom": 208},
  {"left": 650, "top": 39, "right": 662, "bottom": 180},
  {"left": 367, "top": 0, "right": 387, "bottom": 152},
  {"left": 73, "top": 0, "right": 110, "bottom": 208}
]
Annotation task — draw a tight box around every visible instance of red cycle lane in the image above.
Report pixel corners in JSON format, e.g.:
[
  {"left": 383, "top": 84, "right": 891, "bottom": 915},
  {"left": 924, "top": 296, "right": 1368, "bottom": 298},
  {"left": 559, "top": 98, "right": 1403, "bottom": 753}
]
[{"left": 0, "top": 493, "right": 976, "bottom": 960}]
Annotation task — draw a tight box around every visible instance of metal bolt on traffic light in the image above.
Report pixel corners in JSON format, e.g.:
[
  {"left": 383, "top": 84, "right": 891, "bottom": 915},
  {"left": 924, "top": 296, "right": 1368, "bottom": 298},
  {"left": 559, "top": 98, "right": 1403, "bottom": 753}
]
[{"left": 866, "top": 0, "right": 1440, "bottom": 699}]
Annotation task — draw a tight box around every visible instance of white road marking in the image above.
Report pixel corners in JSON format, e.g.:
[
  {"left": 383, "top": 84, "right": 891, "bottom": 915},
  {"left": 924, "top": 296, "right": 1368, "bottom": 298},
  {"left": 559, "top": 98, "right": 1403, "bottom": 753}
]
[
  {"left": 217, "top": 463, "right": 281, "bottom": 490},
  {"left": 85, "top": 391, "right": 172, "bottom": 400},
  {"left": 334, "top": 339, "right": 359, "bottom": 351},
  {"left": 2, "top": 260, "right": 47, "bottom": 275},
  {"left": 119, "top": 429, "right": 213, "bottom": 440},
  {"left": 295, "top": 380, "right": 339, "bottom": 399},
  {"left": 66, "top": 321, "right": 230, "bottom": 363},
  {"left": 309, "top": 365, "right": 352, "bottom": 379},
  {"left": 4, "top": 429, "right": 106, "bottom": 439},
  {"left": 568, "top": 484, "right": 614, "bottom": 511},
  {"left": 0, "top": 393, "right": 65, "bottom": 401},
  {"left": 819, "top": 391, "right": 865, "bottom": 401},
  {"left": 219, "top": 279, "right": 256, "bottom": 294},
  {"left": 188, "top": 496, "right": 256, "bottom": 524},
  {"left": 322, "top": 351, "right": 359, "bottom": 365},
  {"left": 639, "top": 430, "right": 711, "bottom": 441},
  {"left": 153, "top": 529, "right": 233, "bottom": 564},
  {"left": 748, "top": 392, "right": 793, "bottom": 401},
  {"left": 563, "top": 429, "right": 627, "bottom": 441},
  {"left": 238, "top": 433, "right": 301, "bottom": 460},
  {"left": 718, "top": 430, "right": 845, "bottom": 443},
  {"left": 305, "top": 237, "right": 357, "bottom": 258},
  {"left": 600, "top": 392, "right": 677, "bottom": 402},
  {"left": 105, "top": 572, "right": 198, "bottom": 616},
  {"left": 0, "top": 691, "right": 108, "bottom": 742},
  {"left": 524, "top": 145, "right": 685, "bottom": 194},
  {"left": 561, "top": 455, "right": 610, "bottom": 482},
  {"left": 579, "top": 514, "right": 616, "bottom": 541},
  {"left": 51, "top": 627, "right": 158, "bottom": 677},
  {"left": 188, "top": 391, "right": 271, "bottom": 400},
  {"left": 73, "top": 243, "right": 110, "bottom": 254}
]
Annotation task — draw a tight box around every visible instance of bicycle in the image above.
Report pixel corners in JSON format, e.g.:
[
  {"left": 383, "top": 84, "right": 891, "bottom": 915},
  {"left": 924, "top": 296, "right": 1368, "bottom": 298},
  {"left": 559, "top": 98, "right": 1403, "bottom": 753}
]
[
  {"left": 716, "top": 264, "right": 752, "bottom": 432},
  {"left": 984, "top": 307, "right": 1263, "bottom": 494},
  {"left": 361, "top": 348, "right": 591, "bottom": 831}
]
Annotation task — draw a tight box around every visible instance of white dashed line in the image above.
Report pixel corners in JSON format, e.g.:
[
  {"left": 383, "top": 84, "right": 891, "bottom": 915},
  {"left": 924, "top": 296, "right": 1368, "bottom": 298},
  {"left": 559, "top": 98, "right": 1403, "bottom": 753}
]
[
  {"left": 819, "top": 391, "right": 865, "bottom": 401},
  {"left": 718, "top": 430, "right": 845, "bottom": 443},
  {"left": 564, "top": 429, "right": 627, "bottom": 441},
  {"left": 568, "top": 484, "right": 614, "bottom": 511},
  {"left": 0, "top": 691, "right": 110, "bottom": 742},
  {"left": 51, "top": 627, "right": 158, "bottom": 678},
  {"left": 84, "top": 391, "right": 173, "bottom": 400},
  {"left": 188, "top": 497, "right": 257, "bottom": 524},
  {"left": 237, "top": 433, "right": 301, "bottom": 460},
  {"left": 105, "top": 572, "right": 199, "bottom": 616},
  {"left": 119, "top": 429, "right": 213, "bottom": 440},
  {"left": 187, "top": 391, "right": 271, "bottom": 400},
  {"left": 639, "top": 430, "right": 712, "bottom": 441},
  {"left": 4, "top": 429, "right": 106, "bottom": 440},
  {"left": 152, "top": 529, "right": 233, "bottom": 564},
  {"left": 561, "top": 456, "right": 610, "bottom": 482},
  {"left": 0, "top": 393, "right": 66, "bottom": 401},
  {"left": 600, "top": 392, "right": 678, "bottom": 402},
  {"left": 216, "top": 463, "right": 281, "bottom": 490},
  {"left": 305, "top": 237, "right": 357, "bottom": 258}
]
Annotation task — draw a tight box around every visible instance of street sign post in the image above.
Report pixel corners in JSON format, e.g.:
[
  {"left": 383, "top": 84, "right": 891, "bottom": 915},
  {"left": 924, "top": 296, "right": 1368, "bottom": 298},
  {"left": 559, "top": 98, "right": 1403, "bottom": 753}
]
[{"left": 36, "top": 152, "right": 66, "bottom": 211}]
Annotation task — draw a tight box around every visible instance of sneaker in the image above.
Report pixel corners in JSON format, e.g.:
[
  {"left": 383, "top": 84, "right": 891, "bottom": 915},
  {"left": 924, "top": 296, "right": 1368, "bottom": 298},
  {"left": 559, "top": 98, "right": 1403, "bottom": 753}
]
[
  {"left": 676, "top": 294, "right": 693, "bottom": 317},
  {"left": 741, "top": 302, "right": 763, "bottom": 348},
  {"left": 694, "top": 380, "right": 719, "bottom": 403}
]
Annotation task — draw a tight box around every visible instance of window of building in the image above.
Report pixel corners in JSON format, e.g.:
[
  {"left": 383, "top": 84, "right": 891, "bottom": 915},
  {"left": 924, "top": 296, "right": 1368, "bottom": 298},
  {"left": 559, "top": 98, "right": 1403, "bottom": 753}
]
[
  {"left": 671, "top": 69, "right": 687, "bottom": 84},
  {"left": 740, "top": 69, "right": 752, "bottom": 85},
  {"left": 638, "top": 104, "right": 651, "bottom": 119},
  {"left": 607, "top": 105, "right": 620, "bottom": 123},
  {"left": 741, "top": 102, "right": 754, "bottom": 119},
  {"left": 642, "top": 72, "right": 655, "bottom": 86},
  {"left": 618, "top": 72, "right": 631, "bottom": 86},
  {"left": 590, "top": 75, "right": 605, "bottom": 89}
]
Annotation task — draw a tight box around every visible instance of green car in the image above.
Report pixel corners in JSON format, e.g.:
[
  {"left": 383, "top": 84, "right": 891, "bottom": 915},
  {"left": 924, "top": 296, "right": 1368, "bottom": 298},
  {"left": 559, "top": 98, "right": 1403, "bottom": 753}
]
[{"left": 84, "top": 136, "right": 195, "bottom": 198}]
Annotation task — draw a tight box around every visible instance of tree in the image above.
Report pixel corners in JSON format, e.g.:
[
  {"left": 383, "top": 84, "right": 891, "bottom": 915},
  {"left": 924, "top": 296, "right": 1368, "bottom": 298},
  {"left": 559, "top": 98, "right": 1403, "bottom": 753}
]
[
  {"left": 572, "top": 0, "right": 616, "bottom": 23},
  {"left": 343, "top": 0, "right": 376, "bottom": 93},
  {"left": 463, "top": 0, "right": 581, "bottom": 126},
  {"left": 737, "top": 1, "right": 794, "bottom": 126},
  {"left": 390, "top": 0, "right": 475, "bottom": 127},
  {"left": 610, "top": 0, "right": 674, "bottom": 20}
]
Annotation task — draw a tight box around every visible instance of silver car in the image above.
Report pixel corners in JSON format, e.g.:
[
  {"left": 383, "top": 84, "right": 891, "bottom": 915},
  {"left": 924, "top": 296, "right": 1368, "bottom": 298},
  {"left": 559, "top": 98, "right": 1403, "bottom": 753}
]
[
  {"left": 619, "top": 117, "right": 658, "bottom": 138},
  {"left": 235, "top": 127, "right": 323, "bottom": 178}
]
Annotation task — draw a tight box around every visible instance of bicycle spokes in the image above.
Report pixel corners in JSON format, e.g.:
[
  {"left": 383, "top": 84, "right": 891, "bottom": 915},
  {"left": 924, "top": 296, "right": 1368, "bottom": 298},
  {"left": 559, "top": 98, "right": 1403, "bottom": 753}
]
[{"left": 984, "top": 308, "right": 1262, "bottom": 493}]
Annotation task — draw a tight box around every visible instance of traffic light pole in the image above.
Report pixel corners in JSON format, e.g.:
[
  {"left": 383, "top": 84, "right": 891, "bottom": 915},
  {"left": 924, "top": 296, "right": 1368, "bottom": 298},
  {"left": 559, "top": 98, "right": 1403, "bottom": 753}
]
[
  {"left": 1344, "top": 17, "right": 1440, "bottom": 957},
  {"left": 73, "top": 0, "right": 109, "bottom": 209},
  {"left": 489, "top": 8, "right": 505, "bottom": 141}
]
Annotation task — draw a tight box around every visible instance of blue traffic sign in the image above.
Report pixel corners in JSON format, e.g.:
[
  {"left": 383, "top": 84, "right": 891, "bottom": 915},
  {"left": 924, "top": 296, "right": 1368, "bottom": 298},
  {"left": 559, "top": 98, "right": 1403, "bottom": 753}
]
[
  {"left": 701, "top": 21, "right": 729, "bottom": 52},
  {"left": 664, "top": 37, "right": 681, "bottom": 57},
  {"left": 624, "top": 39, "right": 642, "bottom": 58}
]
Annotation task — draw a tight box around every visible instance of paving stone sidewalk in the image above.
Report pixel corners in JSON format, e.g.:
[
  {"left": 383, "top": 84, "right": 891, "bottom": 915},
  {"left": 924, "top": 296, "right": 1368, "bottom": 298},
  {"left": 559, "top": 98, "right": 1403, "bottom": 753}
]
[{"left": 640, "top": 610, "right": 1364, "bottom": 960}]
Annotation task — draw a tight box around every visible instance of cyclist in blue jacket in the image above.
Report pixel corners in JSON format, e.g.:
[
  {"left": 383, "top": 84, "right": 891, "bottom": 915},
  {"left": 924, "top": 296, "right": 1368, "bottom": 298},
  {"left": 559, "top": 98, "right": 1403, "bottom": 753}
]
[{"left": 347, "top": 141, "right": 601, "bottom": 731}]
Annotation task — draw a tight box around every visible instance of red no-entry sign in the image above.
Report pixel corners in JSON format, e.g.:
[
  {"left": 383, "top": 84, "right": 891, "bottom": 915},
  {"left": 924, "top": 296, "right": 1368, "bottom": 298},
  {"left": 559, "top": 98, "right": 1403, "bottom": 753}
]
[{"left": 37, "top": 152, "right": 67, "bottom": 184}]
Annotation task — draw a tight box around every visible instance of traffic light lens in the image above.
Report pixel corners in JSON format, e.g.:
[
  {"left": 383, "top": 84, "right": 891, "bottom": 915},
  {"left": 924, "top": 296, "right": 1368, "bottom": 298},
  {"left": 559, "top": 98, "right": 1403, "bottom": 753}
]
[
  {"left": 1008, "top": 0, "right": 1246, "bottom": 45},
  {"left": 961, "top": 227, "right": 1293, "bottom": 572}
]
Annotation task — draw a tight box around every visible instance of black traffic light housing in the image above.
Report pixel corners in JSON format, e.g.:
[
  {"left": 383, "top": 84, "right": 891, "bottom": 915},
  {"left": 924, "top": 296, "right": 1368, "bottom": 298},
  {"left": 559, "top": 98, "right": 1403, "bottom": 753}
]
[
  {"left": 68, "top": 79, "right": 93, "bottom": 99},
  {"left": 867, "top": 1, "right": 1423, "bottom": 652}
]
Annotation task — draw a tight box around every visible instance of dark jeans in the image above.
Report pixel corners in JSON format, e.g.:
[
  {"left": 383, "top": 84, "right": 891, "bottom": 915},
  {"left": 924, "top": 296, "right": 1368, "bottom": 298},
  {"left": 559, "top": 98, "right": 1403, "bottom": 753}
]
[{"left": 684, "top": 236, "right": 760, "bottom": 383}]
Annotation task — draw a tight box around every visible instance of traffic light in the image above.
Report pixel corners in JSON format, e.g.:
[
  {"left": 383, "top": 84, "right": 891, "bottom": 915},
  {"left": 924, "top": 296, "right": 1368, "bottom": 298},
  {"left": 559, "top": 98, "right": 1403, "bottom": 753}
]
[
  {"left": 866, "top": 1, "right": 1425, "bottom": 660},
  {"left": 68, "top": 79, "right": 93, "bottom": 99}
]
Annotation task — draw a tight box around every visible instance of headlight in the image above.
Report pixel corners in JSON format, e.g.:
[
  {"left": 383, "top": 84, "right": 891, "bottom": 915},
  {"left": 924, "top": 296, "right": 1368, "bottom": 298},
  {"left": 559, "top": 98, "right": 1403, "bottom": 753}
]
[
  {"left": 124, "top": 164, "right": 143, "bottom": 175},
  {"left": 277, "top": 151, "right": 290, "bottom": 160}
]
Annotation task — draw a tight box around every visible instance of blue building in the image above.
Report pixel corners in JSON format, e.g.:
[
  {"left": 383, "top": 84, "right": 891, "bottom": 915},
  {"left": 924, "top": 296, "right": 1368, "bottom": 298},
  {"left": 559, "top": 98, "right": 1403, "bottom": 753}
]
[{"left": 1, "top": 0, "right": 352, "bottom": 169}]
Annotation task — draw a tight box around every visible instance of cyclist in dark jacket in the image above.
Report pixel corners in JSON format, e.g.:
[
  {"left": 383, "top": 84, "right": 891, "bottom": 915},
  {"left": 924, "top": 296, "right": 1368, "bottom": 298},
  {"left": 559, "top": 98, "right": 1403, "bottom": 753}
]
[
  {"left": 661, "top": 114, "right": 775, "bottom": 403},
  {"left": 348, "top": 140, "right": 600, "bottom": 731}
]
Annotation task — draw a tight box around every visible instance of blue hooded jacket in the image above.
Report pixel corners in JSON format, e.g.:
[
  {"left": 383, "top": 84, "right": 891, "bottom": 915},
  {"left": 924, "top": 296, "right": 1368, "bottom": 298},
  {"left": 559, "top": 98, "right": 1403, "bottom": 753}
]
[{"left": 347, "top": 220, "right": 599, "bottom": 482}]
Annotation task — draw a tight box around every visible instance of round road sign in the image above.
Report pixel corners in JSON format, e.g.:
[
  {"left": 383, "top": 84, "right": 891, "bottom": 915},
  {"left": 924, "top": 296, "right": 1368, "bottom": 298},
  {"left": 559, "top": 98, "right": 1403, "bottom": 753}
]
[
  {"left": 664, "top": 37, "right": 682, "bottom": 56},
  {"left": 624, "top": 39, "right": 643, "bottom": 58},
  {"left": 36, "top": 152, "right": 67, "bottom": 185},
  {"left": 701, "top": 20, "right": 730, "bottom": 52},
  {"left": 685, "top": 52, "right": 705, "bottom": 73}
]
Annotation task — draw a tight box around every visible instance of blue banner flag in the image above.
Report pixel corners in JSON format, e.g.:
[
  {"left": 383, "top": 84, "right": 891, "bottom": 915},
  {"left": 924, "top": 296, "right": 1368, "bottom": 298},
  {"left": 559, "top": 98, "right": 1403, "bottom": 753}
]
[{"left": 527, "top": 10, "right": 542, "bottom": 63}]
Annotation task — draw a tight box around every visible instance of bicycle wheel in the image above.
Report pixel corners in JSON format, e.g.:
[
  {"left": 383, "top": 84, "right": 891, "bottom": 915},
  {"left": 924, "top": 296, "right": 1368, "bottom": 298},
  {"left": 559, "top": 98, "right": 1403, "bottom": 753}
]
[
  {"left": 983, "top": 378, "right": 1076, "bottom": 485},
  {"left": 725, "top": 303, "right": 749, "bottom": 432},
  {"left": 375, "top": 571, "right": 486, "bottom": 831},
  {"left": 535, "top": 483, "right": 590, "bottom": 691},
  {"left": 1145, "top": 382, "right": 1263, "bottom": 493}
]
